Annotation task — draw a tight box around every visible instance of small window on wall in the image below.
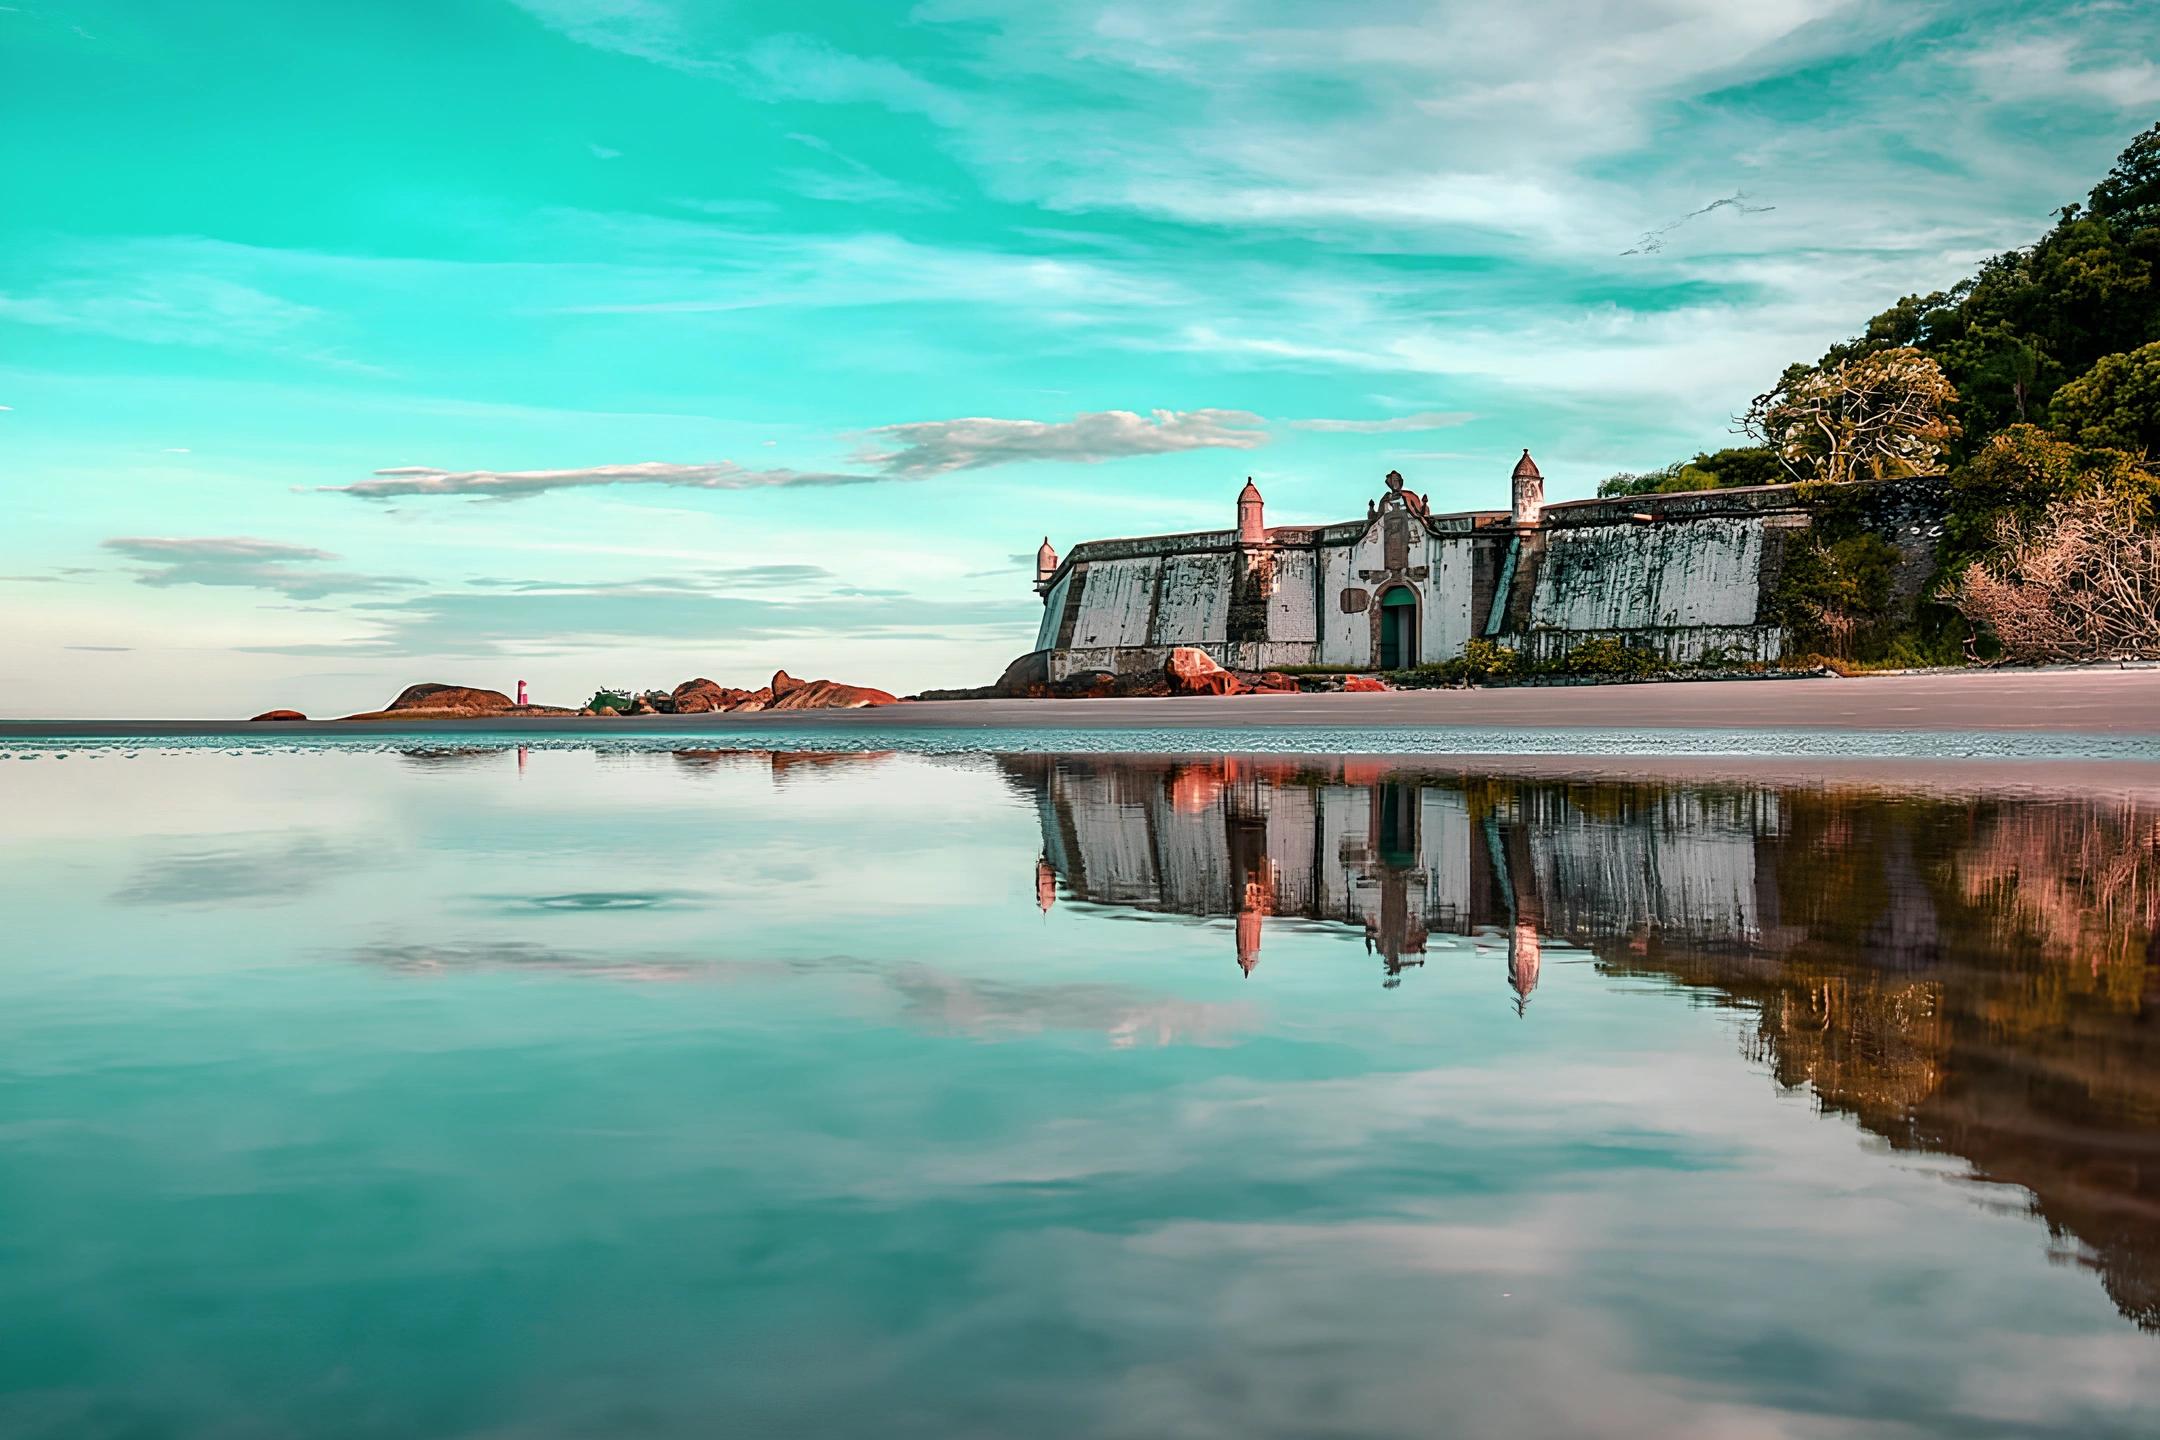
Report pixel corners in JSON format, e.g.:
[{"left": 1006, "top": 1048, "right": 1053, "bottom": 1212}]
[{"left": 1378, "top": 586, "right": 1419, "bottom": 669}]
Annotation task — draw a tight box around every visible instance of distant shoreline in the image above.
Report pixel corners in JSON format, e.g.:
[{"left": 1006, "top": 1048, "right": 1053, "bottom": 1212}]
[{"left": 9, "top": 667, "right": 2160, "bottom": 738}]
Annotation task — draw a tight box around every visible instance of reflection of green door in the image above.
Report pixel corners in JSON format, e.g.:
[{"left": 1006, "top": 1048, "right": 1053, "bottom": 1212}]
[{"left": 1379, "top": 587, "right": 1418, "bottom": 669}]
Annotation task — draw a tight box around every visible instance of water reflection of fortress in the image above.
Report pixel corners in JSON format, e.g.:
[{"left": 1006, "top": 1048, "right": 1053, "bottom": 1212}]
[
  {"left": 1005, "top": 756, "right": 1779, "bottom": 999},
  {"left": 1006, "top": 754, "right": 2160, "bottom": 1332}
]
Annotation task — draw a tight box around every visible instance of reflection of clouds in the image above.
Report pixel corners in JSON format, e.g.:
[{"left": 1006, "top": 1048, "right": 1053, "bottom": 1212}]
[
  {"left": 1130, "top": 1215, "right": 1560, "bottom": 1276},
  {"left": 396, "top": 748, "right": 506, "bottom": 768},
  {"left": 882, "top": 962, "right": 1257, "bottom": 1048},
  {"left": 345, "top": 941, "right": 720, "bottom": 984},
  {"left": 113, "top": 834, "right": 370, "bottom": 906},
  {"left": 342, "top": 942, "right": 1255, "bottom": 1047}
]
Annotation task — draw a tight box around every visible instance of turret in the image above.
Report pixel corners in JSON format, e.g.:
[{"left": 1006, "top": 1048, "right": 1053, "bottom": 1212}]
[
  {"left": 1034, "top": 536, "right": 1059, "bottom": 596},
  {"left": 1511, "top": 450, "right": 1544, "bottom": 527},
  {"left": 1237, "top": 478, "right": 1265, "bottom": 545}
]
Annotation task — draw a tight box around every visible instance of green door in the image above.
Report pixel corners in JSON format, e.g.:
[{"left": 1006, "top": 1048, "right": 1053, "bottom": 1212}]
[{"left": 1378, "top": 587, "right": 1418, "bottom": 669}]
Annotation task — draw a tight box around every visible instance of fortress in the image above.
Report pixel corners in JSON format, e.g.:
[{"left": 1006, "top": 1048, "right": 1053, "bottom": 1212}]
[{"left": 1025, "top": 452, "right": 1902, "bottom": 678}]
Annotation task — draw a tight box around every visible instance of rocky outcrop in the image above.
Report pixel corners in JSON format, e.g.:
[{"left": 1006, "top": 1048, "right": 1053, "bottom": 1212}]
[
  {"left": 1166, "top": 647, "right": 1245, "bottom": 696},
  {"left": 1343, "top": 675, "right": 1388, "bottom": 692},
  {"left": 250, "top": 709, "right": 307, "bottom": 722},
  {"left": 770, "top": 670, "right": 806, "bottom": 701},
  {"left": 671, "top": 678, "right": 755, "bottom": 713},
  {"left": 764, "top": 679, "right": 899, "bottom": 711},
  {"left": 387, "top": 683, "right": 515, "bottom": 714}
]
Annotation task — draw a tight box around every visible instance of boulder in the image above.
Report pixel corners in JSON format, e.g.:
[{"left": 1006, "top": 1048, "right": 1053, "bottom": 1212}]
[
  {"left": 1166, "top": 647, "right": 1242, "bottom": 696},
  {"left": 1343, "top": 675, "right": 1388, "bottom": 693},
  {"left": 764, "top": 679, "right": 899, "bottom": 711},
  {"left": 770, "top": 670, "right": 806, "bottom": 700},
  {"left": 1248, "top": 671, "right": 1302, "bottom": 694},
  {"left": 1047, "top": 670, "right": 1121, "bottom": 700},
  {"left": 990, "top": 650, "right": 1050, "bottom": 698},
  {"left": 250, "top": 709, "right": 307, "bottom": 722},
  {"left": 671, "top": 678, "right": 754, "bottom": 714},
  {"left": 725, "top": 686, "right": 773, "bottom": 713},
  {"left": 387, "top": 683, "right": 514, "bottom": 714},
  {"left": 629, "top": 694, "right": 658, "bottom": 715}
]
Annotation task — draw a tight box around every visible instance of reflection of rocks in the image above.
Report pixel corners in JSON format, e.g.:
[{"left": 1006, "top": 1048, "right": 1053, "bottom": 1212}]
[
  {"left": 1012, "top": 757, "right": 2160, "bottom": 1330},
  {"left": 397, "top": 747, "right": 503, "bottom": 767}
]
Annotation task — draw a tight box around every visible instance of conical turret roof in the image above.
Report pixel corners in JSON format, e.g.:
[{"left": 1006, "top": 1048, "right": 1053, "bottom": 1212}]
[
  {"left": 1512, "top": 449, "right": 1542, "bottom": 481},
  {"left": 1238, "top": 478, "right": 1263, "bottom": 503}
]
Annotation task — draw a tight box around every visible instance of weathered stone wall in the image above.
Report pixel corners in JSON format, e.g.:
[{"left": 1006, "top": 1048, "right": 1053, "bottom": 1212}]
[
  {"left": 1524, "top": 517, "right": 1768, "bottom": 631},
  {"left": 1034, "top": 477, "right": 1941, "bottom": 678}
]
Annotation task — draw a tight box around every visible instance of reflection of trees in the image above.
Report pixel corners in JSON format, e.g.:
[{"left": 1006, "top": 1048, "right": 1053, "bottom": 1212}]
[
  {"left": 1010, "top": 755, "right": 2160, "bottom": 1330},
  {"left": 1594, "top": 789, "right": 2160, "bottom": 1333}
]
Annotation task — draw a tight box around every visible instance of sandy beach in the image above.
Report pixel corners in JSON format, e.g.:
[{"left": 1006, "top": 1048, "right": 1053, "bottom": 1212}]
[{"left": 8, "top": 665, "right": 2160, "bottom": 738}]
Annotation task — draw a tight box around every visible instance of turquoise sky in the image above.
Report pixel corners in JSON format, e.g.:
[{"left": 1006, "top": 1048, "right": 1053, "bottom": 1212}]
[{"left": 4, "top": 1, "right": 2156, "bottom": 716}]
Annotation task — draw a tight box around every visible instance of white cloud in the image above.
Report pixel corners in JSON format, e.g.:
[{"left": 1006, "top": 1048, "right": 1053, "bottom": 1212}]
[
  {"left": 327, "top": 460, "right": 877, "bottom": 502},
  {"left": 0, "top": 275, "right": 322, "bottom": 349},
  {"left": 856, "top": 408, "right": 1269, "bottom": 476},
  {"left": 1959, "top": 34, "right": 2160, "bottom": 109},
  {"left": 102, "top": 536, "right": 417, "bottom": 599}
]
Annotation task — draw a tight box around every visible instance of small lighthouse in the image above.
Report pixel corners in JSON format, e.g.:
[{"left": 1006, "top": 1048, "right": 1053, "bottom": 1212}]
[
  {"left": 516, "top": 679, "right": 528, "bottom": 707},
  {"left": 1236, "top": 478, "right": 1265, "bottom": 545}
]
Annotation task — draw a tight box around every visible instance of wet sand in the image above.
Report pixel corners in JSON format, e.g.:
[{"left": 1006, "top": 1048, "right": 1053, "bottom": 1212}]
[{"left": 7, "top": 665, "right": 2160, "bottom": 737}]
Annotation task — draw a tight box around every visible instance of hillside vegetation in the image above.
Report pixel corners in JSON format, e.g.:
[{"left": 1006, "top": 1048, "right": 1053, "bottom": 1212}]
[{"left": 1601, "top": 121, "right": 2160, "bottom": 665}]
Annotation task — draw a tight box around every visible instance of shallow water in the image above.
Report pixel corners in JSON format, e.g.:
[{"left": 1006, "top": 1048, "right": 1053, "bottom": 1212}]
[{"left": 3, "top": 744, "right": 2157, "bottom": 1438}]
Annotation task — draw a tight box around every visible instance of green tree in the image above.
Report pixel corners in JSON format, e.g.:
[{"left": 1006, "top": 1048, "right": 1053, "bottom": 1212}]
[
  {"left": 2051, "top": 341, "right": 2160, "bottom": 455},
  {"left": 1798, "top": 123, "right": 2160, "bottom": 455},
  {"left": 2087, "top": 119, "right": 2160, "bottom": 227},
  {"left": 1943, "top": 424, "right": 2160, "bottom": 578},
  {"left": 1595, "top": 445, "right": 1782, "bottom": 497},
  {"left": 1745, "top": 347, "right": 1961, "bottom": 485}
]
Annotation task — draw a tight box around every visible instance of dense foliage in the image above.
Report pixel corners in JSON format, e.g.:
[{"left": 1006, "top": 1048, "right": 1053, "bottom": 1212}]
[{"left": 1598, "top": 120, "right": 2160, "bottom": 663}]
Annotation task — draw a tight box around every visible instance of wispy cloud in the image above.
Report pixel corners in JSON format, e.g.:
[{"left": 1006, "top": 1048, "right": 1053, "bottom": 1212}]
[
  {"left": 857, "top": 408, "right": 1269, "bottom": 476},
  {"left": 237, "top": 583, "right": 1032, "bottom": 658},
  {"left": 102, "top": 537, "right": 418, "bottom": 599},
  {"left": 1290, "top": 410, "right": 1476, "bottom": 434},
  {"left": 326, "top": 461, "right": 875, "bottom": 502},
  {"left": 0, "top": 273, "right": 365, "bottom": 365}
]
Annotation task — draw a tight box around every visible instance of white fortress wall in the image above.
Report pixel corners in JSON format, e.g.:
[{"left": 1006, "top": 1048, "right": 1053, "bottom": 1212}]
[
  {"left": 1316, "top": 542, "right": 1367, "bottom": 667},
  {"left": 1067, "top": 556, "right": 1160, "bottom": 649},
  {"left": 1150, "top": 552, "right": 1233, "bottom": 645},
  {"left": 1034, "top": 571, "right": 1072, "bottom": 653},
  {"left": 1423, "top": 536, "right": 1479, "bottom": 662},
  {"left": 1529, "top": 517, "right": 1766, "bottom": 631},
  {"left": 1265, "top": 549, "right": 1320, "bottom": 647}
]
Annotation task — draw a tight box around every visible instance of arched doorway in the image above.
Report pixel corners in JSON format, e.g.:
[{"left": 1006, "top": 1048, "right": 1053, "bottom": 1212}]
[{"left": 1378, "top": 586, "right": 1419, "bottom": 669}]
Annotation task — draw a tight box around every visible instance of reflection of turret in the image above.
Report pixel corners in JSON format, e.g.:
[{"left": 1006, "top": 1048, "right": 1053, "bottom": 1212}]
[
  {"left": 1508, "top": 921, "right": 1542, "bottom": 1015},
  {"left": 1036, "top": 856, "right": 1057, "bottom": 914},
  {"left": 1236, "top": 899, "right": 1264, "bottom": 976},
  {"left": 1009, "top": 751, "right": 2160, "bottom": 1334}
]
